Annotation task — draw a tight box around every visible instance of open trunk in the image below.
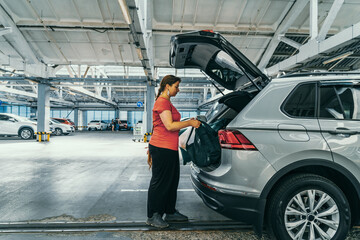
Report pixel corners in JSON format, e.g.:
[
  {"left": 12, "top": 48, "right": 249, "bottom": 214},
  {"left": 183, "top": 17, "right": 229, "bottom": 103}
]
[
  {"left": 171, "top": 30, "right": 269, "bottom": 168},
  {"left": 179, "top": 90, "right": 257, "bottom": 169}
]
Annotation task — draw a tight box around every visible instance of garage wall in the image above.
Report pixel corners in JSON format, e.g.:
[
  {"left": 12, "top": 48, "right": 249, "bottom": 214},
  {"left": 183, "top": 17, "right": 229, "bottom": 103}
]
[{"left": 0, "top": 105, "right": 30, "bottom": 117}]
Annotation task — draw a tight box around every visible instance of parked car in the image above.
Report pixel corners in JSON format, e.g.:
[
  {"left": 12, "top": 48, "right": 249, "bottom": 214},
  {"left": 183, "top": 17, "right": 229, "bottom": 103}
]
[
  {"left": 102, "top": 120, "right": 112, "bottom": 130},
  {"left": 87, "top": 120, "right": 107, "bottom": 131},
  {"left": 0, "top": 113, "right": 37, "bottom": 140},
  {"left": 119, "top": 120, "right": 130, "bottom": 130},
  {"left": 172, "top": 30, "right": 360, "bottom": 239},
  {"left": 51, "top": 118, "right": 75, "bottom": 131},
  {"left": 33, "top": 118, "right": 73, "bottom": 136}
]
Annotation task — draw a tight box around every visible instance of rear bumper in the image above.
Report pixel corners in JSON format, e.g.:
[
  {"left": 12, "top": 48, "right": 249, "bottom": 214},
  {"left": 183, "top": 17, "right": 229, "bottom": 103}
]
[{"left": 191, "top": 174, "right": 266, "bottom": 234}]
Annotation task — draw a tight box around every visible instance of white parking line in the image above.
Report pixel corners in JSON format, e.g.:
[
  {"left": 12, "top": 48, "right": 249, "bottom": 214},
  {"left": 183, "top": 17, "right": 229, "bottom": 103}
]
[
  {"left": 129, "top": 173, "right": 191, "bottom": 181},
  {"left": 120, "top": 189, "right": 195, "bottom": 192}
]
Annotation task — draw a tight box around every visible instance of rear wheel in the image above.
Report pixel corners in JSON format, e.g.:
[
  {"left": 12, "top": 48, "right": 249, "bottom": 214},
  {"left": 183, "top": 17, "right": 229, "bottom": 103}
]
[
  {"left": 267, "top": 174, "right": 351, "bottom": 240},
  {"left": 19, "top": 128, "right": 33, "bottom": 140},
  {"left": 55, "top": 128, "right": 63, "bottom": 136}
]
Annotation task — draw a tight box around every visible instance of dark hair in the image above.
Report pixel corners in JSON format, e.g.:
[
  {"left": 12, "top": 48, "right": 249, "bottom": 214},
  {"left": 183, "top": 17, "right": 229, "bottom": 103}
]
[{"left": 155, "top": 75, "right": 181, "bottom": 100}]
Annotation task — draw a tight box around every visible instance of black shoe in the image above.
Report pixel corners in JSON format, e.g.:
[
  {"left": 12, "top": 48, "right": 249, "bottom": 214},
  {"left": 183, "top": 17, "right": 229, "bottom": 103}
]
[
  {"left": 146, "top": 213, "right": 169, "bottom": 228},
  {"left": 164, "top": 210, "right": 188, "bottom": 222}
]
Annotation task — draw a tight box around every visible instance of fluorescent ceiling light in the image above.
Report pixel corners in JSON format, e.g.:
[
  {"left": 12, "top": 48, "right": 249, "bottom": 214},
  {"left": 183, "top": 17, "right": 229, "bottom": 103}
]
[
  {"left": 118, "top": 0, "right": 132, "bottom": 24},
  {"left": 323, "top": 51, "right": 354, "bottom": 65}
]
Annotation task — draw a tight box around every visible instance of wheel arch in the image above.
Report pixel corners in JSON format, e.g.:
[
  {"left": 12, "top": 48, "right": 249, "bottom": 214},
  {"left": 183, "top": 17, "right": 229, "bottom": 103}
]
[
  {"left": 17, "top": 126, "right": 34, "bottom": 136},
  {"left": 261, "top": 159, "right": 360, "bottom": 227}
]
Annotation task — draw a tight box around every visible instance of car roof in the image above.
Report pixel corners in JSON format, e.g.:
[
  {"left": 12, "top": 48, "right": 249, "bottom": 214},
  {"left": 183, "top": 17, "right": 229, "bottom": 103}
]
[
  {"left": 0, "top": 113, "right": 19, "bottom": 117},
  {"left": 273, "top": 73, "right": 360, "bottom": 84}
]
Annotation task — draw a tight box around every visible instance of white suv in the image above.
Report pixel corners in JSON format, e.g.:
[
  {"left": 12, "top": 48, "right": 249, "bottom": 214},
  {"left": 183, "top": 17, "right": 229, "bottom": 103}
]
[
  {"left": 0, "top": 113, "right": 37, "bottom": 140},
  {"left": 87, "top": 120, "right": 107, "bottom": 131}
]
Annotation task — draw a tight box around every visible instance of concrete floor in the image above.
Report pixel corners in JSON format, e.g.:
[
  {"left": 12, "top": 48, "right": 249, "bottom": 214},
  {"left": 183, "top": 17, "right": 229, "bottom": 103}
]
[
  {"left": 0, "top": 131, "right": 229, "bottom": 223},
  {"left": 1, "top": 131, "right": 360, "bottom": 239}
]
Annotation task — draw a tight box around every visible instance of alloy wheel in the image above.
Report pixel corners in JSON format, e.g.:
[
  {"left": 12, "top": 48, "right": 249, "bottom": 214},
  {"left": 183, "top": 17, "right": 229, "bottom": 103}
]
[
  {"left": 21, "top": 129, "right": 31, "bottom": 139},
  {"left": 284, "top": 189, "right": 339, "bottom": 240}
]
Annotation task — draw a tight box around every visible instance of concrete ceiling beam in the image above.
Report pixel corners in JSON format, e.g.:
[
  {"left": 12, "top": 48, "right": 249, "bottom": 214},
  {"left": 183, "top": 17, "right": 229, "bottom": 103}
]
[
  {"left": 266, "top": 21, "right": 360, "bottom": 76},
  {"left": 317, "top": 0, "right": 344, "bottom": 42},
  {"left": 257, "top": 0, "right": 309, "bottom": 71}
]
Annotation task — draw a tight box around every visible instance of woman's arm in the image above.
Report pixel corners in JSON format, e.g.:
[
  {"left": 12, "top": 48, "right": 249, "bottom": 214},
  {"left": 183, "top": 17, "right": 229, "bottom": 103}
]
[{"left": 159, "top": 110, "right": 201, "bottom": 131}]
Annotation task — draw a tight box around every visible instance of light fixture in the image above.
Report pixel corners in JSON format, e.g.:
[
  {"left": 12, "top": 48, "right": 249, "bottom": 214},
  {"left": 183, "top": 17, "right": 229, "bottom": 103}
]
[
  {"left": 118, "top": 0, "right": 132, "bottom": 24},
  {"left": 323, "top": 51, "right": 354, "bottom": 65},
  {"left": 136, "top": 48, "right": 143, "bottom": 60}
]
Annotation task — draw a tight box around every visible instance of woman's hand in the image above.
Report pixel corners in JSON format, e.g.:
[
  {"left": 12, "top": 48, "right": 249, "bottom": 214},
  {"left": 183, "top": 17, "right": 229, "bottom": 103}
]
[
  {"left": 147, "top": 149, "right": 152, "bottom": 169},
  {"left": 190, "top": 119, "right": 201, "bottom": 128}
]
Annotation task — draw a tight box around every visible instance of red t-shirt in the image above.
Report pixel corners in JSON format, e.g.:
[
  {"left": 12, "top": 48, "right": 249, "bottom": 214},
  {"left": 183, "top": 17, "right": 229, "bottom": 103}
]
[{"left": 149, "top": 96, "right": 181, "bottom": 151}]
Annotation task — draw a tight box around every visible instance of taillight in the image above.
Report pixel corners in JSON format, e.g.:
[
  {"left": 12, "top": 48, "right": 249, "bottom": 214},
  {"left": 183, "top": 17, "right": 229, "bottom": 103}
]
[
  {"left": 218, "top": 130, "right": 257, "bottom": 150},
  {"left": 96, "top": 123, "right": 100, "bottom": 125}
]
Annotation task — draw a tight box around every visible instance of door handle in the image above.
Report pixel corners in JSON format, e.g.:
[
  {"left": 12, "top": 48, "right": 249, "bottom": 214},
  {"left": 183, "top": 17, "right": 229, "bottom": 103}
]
[{"left": 328, "top": 128, "right": 358, "bottom": 135}]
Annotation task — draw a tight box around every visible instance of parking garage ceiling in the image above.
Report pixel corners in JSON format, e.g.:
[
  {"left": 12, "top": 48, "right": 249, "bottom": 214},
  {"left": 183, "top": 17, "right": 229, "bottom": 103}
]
[{"left": 1, "top": 0, "right": 360, "bottom": 110}]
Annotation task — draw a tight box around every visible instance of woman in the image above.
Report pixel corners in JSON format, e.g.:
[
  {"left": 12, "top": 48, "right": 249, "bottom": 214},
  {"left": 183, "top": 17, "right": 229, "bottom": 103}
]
[{"left": 146, "top": 75, "right": 201, "bottom": 228}]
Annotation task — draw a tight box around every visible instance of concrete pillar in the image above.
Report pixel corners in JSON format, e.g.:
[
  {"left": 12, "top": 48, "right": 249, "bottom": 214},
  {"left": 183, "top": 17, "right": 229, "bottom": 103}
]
[
  {"left": 82, "top": 110, "right": 87, "bottom": 126},
  {"left": 145, "top": 83, "right": 155, "bottom": 133},
  {"left": 197, "top": 109, "right": 201, "bottom": 116},
  {"left": 37, "top": 83, "right": 50, "bottom": 132},
  {"left": 74, "top": 108, "right": 79, "bottom": 126},
  {"left": 119, "top": 111, "right": 127, "bottom": 120},
  {"left": 77, "top": 110, "right": 83, "bottom": 127}
]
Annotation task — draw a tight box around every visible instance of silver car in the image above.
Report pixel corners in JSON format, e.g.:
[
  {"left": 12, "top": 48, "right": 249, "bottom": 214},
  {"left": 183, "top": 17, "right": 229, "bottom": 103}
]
[{"left": 171, "top": 31, "right": 360, "bottom": 239}]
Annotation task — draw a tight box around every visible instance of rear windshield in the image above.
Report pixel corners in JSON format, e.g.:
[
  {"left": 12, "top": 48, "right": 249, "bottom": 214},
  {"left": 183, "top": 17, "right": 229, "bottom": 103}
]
[
  {"left": 205, "top": 102, "right": 226, "bottom": 122},
  {"left": 90, "top": 120, "right": 99, "bottom": 123},
  {"left": 206, "top": 51, "right": 245, "bottom": 90}
]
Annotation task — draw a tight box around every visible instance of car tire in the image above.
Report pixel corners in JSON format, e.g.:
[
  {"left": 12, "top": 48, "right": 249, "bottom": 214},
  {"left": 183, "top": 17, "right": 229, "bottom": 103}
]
[
  {"left": 55, "top": 128, "right": 63, "bottom": 136},
  {"left": 19, "top": 127, "right": 34, "bottom": 140},
  {"left": 267, "top": 174, "right": 350, "bottom": 240}
]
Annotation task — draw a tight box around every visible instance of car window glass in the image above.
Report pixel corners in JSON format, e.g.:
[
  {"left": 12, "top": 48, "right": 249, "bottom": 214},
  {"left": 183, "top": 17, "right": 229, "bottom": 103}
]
[
  {"left": 283, "top": 83, "right": 316, "bottom": 118},
  {"left": 205, "top": 102, "right": 225, "bottom": 122},
  {"left": 206, "top": 51, "right": 244, "bottom": 89},
  {"left": 0, "top": 115, "right": 10, "bottom": 121},
  {"left": 320, "top": 85, "right": 360, "bottom": 120}
]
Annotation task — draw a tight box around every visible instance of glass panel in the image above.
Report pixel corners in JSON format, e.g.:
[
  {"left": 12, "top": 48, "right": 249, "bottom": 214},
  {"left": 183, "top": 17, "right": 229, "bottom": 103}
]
[
  {"left": 283, "top": 83, "right": 316, "bottom": 118},
  {"left": 206, "top": 50, "right": 244, "bottom": 89},
  {"left": 320, "top": 85, "right": 360, "bottom": 120}
]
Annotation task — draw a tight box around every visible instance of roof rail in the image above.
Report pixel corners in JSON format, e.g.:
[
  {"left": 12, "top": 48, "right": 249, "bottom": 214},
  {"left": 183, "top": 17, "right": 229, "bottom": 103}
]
[{"left": 279, "top": 71, "right": 360, "bottom": 78}]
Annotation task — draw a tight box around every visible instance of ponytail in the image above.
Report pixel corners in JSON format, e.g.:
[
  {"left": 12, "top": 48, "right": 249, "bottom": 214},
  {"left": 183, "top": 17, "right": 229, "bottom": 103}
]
[{"left": 155, "top": 75, "right": 181, "bottom": 100}]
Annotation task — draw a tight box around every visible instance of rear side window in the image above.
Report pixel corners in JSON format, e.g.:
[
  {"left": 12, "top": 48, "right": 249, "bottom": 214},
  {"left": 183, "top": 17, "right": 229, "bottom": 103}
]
[
  {"left": 0, "top": 115, "right": 10, "bottom": 121},
  {"left": 319, "top": 85, "right": 360, "bottom": 120},
  {"left": 283, "top": 83, "right": 316, "bottom": 118}
]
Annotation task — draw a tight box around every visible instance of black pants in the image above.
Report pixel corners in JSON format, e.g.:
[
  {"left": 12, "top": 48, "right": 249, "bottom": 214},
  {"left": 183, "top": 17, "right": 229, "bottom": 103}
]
[{"left": 147, "top": 144, "right": 180, "bottom": 218}]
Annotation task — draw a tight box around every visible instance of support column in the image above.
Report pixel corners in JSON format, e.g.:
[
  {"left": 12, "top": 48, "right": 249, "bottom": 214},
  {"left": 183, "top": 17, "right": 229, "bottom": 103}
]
[
  {"left": 37, "top": 83, "right": 50, "bottom": 132},
  {"left": 145, "top": 83, "right": 155, "bottom": 133},
  {"left": 115, "top": 108, "right": 120, "bottom": 119},
  {"left": 82, "top": 110, "right": 87, "bottom": 127},
  {"left": 74, "top": 108, "right": 79, "bottom": 126}
]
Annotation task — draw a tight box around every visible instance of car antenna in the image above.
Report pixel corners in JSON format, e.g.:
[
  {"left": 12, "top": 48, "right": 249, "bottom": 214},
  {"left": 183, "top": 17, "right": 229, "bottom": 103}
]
[{"left": 200, "top": 70, "right": 225, "bottom": 96}]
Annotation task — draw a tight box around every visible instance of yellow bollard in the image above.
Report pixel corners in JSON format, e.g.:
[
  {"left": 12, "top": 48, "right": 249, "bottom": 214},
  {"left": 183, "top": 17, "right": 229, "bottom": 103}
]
[
  {"left": 47, "top": 133, "right": 50, "bottom": 141},
  {"left": 38, "top": 134, "right": 41, "bottom": 142}
]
